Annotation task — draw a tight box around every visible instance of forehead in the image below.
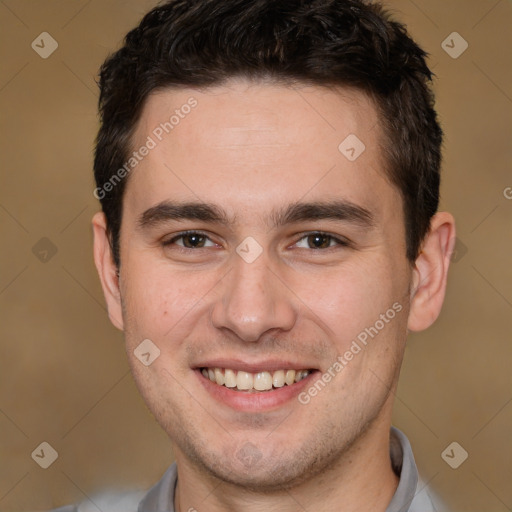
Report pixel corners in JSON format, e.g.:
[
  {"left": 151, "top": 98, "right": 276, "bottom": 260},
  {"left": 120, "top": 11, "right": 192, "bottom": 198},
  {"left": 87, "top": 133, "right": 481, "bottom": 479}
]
[{"left": 125, "top": 80, "right": 398, "bottom": 226}]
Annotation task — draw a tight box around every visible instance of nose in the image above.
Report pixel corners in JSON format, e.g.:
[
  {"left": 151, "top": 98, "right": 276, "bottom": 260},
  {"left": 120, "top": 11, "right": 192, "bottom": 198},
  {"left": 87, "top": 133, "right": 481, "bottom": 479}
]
[{"left": 210, "top": 250, "right": 297, "bottom": 342}]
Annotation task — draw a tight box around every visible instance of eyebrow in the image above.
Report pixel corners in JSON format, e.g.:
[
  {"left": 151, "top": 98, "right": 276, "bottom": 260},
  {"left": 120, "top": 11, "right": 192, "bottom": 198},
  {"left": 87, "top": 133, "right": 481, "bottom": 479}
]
[
  {"left": 272, "top": 200, "right": 374, "bottom": 228},
  {"left": 138, "top": 201, "right": 231, "bottom": 229},
  {"left": 137, "top": 199, "right": 375, "bottom": 231}
]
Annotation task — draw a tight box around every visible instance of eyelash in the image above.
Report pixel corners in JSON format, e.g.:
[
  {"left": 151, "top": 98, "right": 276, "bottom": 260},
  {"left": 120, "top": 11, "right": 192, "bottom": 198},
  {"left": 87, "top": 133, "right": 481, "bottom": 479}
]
[{"left": 162, "top": 230, "right": 351, "bottom": 251}]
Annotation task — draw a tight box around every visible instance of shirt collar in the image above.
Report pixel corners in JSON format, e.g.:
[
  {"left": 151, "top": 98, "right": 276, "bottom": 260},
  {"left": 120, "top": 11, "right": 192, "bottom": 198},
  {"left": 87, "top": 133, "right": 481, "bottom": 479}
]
[{"left": 385, "top": 426, "right": 419, "bottom": 512}]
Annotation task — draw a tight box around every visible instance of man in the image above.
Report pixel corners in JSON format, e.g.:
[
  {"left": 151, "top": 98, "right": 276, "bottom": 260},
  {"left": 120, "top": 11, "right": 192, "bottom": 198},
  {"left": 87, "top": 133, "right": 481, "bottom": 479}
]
[{"left": 56, "top": 0, "right": 455, "bottom": 510}]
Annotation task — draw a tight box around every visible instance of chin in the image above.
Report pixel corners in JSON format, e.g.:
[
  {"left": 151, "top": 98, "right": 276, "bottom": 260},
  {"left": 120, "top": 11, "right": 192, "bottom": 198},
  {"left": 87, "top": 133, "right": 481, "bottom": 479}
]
[
  {"left": 205, "top": 457, "right": 314, "bottom": 492},
  {"left": 181, "top": 433, "right": 346, "bottom": 493}
]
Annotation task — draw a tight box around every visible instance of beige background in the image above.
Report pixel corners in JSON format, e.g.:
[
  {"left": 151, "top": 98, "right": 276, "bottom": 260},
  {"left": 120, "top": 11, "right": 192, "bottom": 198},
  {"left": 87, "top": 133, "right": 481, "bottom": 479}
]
[{"left": 1, "top": 0, "right": 511, "bottom": 510}]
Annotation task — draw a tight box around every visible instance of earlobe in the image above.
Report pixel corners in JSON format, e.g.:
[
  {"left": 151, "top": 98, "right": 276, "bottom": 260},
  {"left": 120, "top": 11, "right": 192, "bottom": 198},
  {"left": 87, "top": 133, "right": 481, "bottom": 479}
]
[
  {"left": 407, "top": 212, "right": 456, "bottom": 332},
  {"left": 92, "top": 211, "right": 124, "bottom": 331}
]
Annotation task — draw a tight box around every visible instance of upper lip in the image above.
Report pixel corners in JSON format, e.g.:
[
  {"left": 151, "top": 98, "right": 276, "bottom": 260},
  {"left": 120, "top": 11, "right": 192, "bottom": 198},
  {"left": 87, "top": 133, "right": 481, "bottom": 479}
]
[{"left": 194, "top": 359, "right": 318, "bottom": 373}]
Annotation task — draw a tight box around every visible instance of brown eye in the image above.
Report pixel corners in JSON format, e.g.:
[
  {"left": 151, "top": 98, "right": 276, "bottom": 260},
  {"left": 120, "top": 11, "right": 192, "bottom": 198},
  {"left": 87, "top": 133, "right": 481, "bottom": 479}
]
[
  {"left": 181, "top": 233, "right": 207, "bottom": 248},
  {"left": 306, "top": 233, "right": 332, "bottom": 249},
  {"left": 163, "top": 231, "right": 216, "bottom": 249},
  {"left": 294, "top": 232, "right": 349, "bottom": 250}
]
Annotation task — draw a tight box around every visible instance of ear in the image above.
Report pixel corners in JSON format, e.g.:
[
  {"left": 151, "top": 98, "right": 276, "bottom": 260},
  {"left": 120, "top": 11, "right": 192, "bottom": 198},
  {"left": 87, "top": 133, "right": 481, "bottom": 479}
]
[
  {"left": 92, "top": 211, "right": 124, "bottom": 331},
  {"left": 407, "top": 211, "right": 456, "bottom": 332}
]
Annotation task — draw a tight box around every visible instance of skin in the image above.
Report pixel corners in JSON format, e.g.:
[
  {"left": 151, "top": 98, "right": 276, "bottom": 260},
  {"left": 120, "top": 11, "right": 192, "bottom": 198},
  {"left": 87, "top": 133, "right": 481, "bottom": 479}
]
[{"left": 93, "top": 79, "right": 455, "bottom": 512}]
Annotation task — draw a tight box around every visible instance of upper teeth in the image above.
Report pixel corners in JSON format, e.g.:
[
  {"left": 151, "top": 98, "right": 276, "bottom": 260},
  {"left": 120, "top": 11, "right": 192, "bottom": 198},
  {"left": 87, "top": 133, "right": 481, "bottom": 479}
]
[{"left": 201, "top": 368, "right": 312, "bottom": 391}]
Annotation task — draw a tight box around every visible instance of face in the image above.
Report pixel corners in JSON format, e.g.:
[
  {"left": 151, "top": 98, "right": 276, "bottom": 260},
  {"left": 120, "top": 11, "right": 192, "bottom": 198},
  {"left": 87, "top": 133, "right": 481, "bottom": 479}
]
[{"left": 112, "top": 80, "right": 414, "bottom": 489}]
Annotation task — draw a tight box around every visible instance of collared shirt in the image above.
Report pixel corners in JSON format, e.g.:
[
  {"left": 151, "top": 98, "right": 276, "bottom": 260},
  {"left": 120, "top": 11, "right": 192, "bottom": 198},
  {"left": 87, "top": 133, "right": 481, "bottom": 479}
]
[{"left": 51, "top": 427, "right": 437, "bottom": 512}]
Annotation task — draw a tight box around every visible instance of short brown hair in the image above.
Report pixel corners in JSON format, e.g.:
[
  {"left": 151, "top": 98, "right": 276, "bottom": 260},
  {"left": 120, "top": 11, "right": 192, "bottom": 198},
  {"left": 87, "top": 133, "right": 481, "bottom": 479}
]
[{"left": 94, "top": 0, "right": 442, "bottom": 267}]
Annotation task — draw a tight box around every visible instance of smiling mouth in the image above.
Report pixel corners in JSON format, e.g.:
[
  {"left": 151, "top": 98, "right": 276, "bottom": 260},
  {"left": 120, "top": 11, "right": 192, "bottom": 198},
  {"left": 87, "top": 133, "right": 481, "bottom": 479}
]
[{"left": 200, "top": 367, "right": 314, "bottom": 392}]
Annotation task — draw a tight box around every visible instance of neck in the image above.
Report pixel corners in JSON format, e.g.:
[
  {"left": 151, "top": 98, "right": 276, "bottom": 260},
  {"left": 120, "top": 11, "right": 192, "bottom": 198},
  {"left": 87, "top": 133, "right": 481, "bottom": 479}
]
[{"left": 173, "top": 419, "right": 399, "bottom": 512}]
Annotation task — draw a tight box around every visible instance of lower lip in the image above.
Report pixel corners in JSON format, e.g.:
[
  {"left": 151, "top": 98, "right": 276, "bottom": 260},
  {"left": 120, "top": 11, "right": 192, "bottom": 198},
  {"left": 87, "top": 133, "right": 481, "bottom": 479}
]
[{"left": 196, "top": 369, "right": 318, "bottom": 412}]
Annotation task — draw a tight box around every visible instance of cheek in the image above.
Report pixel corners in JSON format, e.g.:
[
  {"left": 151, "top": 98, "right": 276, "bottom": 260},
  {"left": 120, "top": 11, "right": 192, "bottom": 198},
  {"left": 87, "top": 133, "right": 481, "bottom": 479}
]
[
  {"left": 120, "top": 257, "right": 218, "bottom": 346},
  {"left": 301, "top": 258, "right": 402, "bottom": 346}
]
